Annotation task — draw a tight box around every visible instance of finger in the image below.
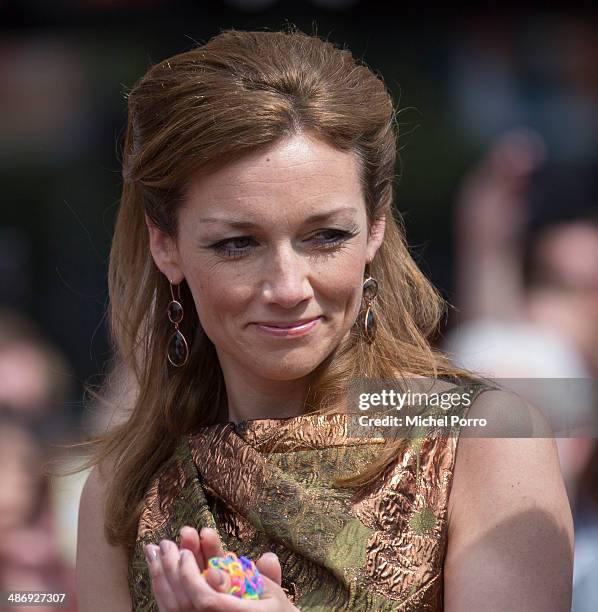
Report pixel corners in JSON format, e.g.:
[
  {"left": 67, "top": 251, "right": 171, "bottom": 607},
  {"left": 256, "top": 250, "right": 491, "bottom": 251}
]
[
  {"left": 144, "top": 544, "right": 179, "bottom": 611},
  {"left": 179, "top": 526, "right": 202, "bottom": 567},
  {"left": 255, "top": 552, "right": 281, "bottom": 586},
  {"left": 199, "top": 527, "right": 226, "bottom": 569},
  {"left": 204, "top": 566, "right": 231, "bottom": 593},
  {"left": 158, "top": 539, "right": 193, "bottom": 609}
]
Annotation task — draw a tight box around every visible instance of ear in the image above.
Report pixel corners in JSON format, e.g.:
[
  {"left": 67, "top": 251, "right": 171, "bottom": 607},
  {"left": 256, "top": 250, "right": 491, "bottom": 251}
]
[
  {"left": 365, "top": 215, "right": 386, "bottom": 262},
  {"left": 145, "top": 213, "right": 185, "bottom": 284}
]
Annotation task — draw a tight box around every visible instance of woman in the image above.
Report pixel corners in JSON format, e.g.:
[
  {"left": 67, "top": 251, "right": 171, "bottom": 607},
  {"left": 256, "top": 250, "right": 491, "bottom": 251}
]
[{"left": 75, "top": 28, "right": 573, "bottom": 611}]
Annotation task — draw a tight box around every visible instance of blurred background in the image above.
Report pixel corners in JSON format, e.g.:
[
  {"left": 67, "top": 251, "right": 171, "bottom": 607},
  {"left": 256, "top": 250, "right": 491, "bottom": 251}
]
[{"left": 0, "top": 1, "right": 596, "bottom": 610}]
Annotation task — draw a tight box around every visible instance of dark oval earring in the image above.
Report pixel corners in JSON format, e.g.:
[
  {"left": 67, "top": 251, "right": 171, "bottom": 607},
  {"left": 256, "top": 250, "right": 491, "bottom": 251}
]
[
  {"left": 167, "top": 280, "right": 189, "bottom": 367},
  {"left": 362, "top": 267, "right": 379, "bottom": 344}
]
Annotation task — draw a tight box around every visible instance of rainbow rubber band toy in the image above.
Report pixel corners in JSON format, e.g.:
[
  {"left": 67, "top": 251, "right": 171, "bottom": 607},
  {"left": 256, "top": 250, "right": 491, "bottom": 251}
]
[{"left": 201, "top": 551, "right": 264, "bottom": 600}]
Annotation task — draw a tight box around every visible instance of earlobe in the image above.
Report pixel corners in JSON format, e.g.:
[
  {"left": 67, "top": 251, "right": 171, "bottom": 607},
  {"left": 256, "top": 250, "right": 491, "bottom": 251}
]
[{"left": 144, "top": 213, "right": 185, "bottom": 284}]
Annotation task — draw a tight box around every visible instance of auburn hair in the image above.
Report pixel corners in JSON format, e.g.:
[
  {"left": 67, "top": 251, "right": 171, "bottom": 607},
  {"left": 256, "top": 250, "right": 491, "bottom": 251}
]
[{"left": 69, "top": 26, "right": 475, "bottom": 555}]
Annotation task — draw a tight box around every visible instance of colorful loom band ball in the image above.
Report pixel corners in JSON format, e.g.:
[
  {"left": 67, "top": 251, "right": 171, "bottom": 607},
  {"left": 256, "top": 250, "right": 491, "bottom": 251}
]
[{"left": 201, "top": 551, "right": 264, "bottom": 600}]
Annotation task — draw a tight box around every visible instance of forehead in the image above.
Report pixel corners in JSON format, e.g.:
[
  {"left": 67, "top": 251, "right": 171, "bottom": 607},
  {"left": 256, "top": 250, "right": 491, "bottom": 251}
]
[{"left": 182, "top": 134, "right": 365, "bottom": 221}]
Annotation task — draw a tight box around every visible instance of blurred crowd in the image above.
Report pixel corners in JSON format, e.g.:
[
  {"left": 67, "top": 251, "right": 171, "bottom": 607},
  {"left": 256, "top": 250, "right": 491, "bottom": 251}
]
[
  {"left": 442, "top": 129, "right": 598, "bottom": 611},
  {"left": 442, "top": 24, "right": 598, "bottom": 610},
  {"left": 0, "top": 6, "right": 596, "bottom": 611},
  {"left": 0, "top": 312, "right": 79, "bottom": 611}
]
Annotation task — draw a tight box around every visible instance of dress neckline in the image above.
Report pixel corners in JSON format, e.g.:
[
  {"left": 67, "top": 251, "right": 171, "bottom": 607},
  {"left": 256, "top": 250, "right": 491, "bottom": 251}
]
[
  {"left": 224, "top": 410, "right": 334, "bottom": 429},
  {"left": 210, "top": 411, "right": 385, "bottom": 453}
]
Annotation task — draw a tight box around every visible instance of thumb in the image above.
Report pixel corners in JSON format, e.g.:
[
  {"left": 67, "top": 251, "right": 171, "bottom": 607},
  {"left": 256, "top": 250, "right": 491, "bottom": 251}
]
[
  {"left": 255, "top": 552, "right": 282, "bottom": 586},
  {"left": 205, "top": 567, "right": 230, "bottom": 593}
]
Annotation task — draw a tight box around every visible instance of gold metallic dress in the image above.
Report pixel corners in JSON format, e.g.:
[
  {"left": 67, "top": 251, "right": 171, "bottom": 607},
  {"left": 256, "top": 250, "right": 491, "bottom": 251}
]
[{"left": 128, "top": 381, "right": 492, "bottom": 611}]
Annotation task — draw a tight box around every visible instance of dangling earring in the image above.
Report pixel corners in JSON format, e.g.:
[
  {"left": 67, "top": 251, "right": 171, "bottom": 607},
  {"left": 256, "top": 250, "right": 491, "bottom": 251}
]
[
  {"left": 362, "top": 265, "right": 379, "bottom": 344},
  {"left": 167, "top": 280, "right": 189, "bottom": 367}
]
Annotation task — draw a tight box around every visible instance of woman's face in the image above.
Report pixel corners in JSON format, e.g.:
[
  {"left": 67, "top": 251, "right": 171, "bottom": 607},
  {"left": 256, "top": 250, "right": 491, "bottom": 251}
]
[{"left": 147, "top": 133, "right": 385, "bottom": 382}]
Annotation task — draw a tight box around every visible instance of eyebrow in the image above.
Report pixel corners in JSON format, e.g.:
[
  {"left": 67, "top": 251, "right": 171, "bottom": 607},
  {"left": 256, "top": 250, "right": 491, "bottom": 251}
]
[{"left": 198, "top": 206, "right": 358, "bottom": 229}]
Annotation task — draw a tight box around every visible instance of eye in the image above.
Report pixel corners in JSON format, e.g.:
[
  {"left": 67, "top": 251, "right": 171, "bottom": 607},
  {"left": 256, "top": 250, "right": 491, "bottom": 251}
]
[
  {"left": 208, "top": 226, "right": 359, "bottom": 260},
  {"left": 210, "top": 236, "right": 256, "bottom": 259},
  {"left": 310, "top": 228, "right": 356, "bottom": 249}
]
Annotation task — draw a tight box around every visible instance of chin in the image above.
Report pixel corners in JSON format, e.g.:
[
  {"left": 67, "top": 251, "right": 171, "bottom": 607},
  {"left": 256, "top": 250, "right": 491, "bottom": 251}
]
[{"left": 252, "top": 351, "right": 326, "bottom": 381}]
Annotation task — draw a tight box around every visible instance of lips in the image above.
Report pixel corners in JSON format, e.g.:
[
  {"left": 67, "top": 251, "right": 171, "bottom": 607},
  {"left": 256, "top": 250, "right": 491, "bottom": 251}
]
[
  {"left": 253, "top": 316, "right": 323, "bottom": 338},
  {"left": 256, "top": 316, "right": 321, "bottom": 328}
]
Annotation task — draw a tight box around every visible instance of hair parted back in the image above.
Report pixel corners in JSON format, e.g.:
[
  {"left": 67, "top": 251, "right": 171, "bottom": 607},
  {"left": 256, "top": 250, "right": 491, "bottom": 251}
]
[{"left": 73, "top": 25, "right": 474, "bottom": 554}]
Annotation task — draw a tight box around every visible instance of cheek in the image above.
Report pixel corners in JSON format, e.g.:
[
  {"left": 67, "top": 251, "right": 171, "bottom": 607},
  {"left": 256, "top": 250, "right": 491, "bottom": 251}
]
[
  {"left": 183, "top": 263, "right": 253, "bottom": 331},
  {"left": 315, "top": 259, "right": 365, "bottom": 317}
]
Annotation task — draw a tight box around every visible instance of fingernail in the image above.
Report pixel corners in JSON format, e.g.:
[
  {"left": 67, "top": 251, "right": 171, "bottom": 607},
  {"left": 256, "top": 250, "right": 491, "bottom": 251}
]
[
  {"left": 159, "top": 540, "right": 170, "bottom": 556},
  {"left": 145, "top": 545, "right": 158, "bottom": 564},
  {"left": 179, "top": 549, "right": 191, "bottom": 565}
]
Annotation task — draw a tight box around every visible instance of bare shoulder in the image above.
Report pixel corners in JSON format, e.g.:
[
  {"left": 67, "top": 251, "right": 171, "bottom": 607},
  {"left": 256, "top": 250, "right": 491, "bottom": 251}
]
[
  {"left": 444, "top": 388, "right": 574, "bottom": 611},
  {"left": 76, "top": 460, "right": 132, "bottom": 612}
]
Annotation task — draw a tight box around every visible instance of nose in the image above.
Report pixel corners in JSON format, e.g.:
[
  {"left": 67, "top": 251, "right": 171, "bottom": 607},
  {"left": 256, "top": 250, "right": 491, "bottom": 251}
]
[{"left": 261, "top": 243, "right": 314, "bottom": 308}]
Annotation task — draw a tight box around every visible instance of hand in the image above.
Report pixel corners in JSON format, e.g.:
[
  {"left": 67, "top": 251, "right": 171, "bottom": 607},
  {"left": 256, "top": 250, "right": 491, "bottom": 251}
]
[
  {"left": 456, "top": 128, "right": 545, "bottom": 247},
  {"left": 144, "top": 526, "right": 298, "bottom": 611}
]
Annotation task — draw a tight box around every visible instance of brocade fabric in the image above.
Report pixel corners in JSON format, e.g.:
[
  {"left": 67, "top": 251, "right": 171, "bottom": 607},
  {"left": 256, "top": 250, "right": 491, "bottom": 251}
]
[{"left": 128, "top": 380, "right": 492, "bottom": 610}]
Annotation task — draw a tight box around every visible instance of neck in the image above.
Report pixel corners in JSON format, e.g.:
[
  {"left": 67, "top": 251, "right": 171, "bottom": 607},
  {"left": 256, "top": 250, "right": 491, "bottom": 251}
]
[
  {"left": 225, "top": 378, "right": 309, "bottom": 424},
  {"left": 219, "top": 360, "right": 314, "bottom": 425}
]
